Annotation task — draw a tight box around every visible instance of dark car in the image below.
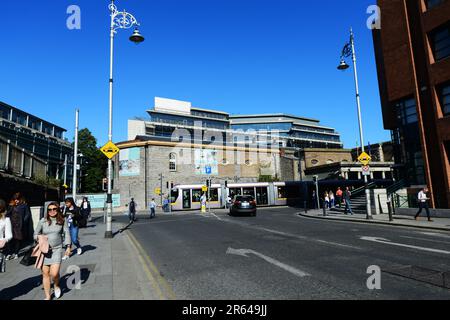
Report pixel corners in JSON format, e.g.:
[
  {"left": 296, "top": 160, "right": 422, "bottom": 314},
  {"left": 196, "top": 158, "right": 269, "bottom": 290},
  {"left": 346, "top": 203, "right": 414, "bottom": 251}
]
[{"left": 229, "top": 195, "right": 257, "bottom": 216}]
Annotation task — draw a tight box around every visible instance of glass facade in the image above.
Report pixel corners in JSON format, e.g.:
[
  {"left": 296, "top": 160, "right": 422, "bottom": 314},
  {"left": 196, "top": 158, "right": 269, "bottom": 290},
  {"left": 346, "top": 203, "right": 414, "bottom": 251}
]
[
  {"left": 392, "top": 97, "right": 426, "bottom": 185},
  {"left": 231, "top": 123, "right": 292, "bottom": 131},
  {"left": 426, "top": 0, "right": 446, "bottom": 9},
  {"left": 431, "top": 23, "right": 450, "bottom": 62},
  {"left": 439, "top": 82, "right": 450, "bottom": 116},
  {"left": 191, "top": 110, "right": 228, "bottom": 120},
  {"left": 150, "top": 113, "right": 228, "bottom": 130}
]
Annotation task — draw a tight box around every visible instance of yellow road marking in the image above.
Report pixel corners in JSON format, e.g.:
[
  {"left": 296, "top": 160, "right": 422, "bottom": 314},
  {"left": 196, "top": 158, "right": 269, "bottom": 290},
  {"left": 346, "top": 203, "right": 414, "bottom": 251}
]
[{"left": 126, "top": 231, "right": 177, "bottom": 300}]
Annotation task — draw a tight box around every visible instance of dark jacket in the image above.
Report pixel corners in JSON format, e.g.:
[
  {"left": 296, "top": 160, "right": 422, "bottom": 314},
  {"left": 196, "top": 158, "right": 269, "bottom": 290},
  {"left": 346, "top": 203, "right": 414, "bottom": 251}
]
[
  {"left": 80, "top": 201, "right": 91, "bottom": 218},
  {"left": 7, "top": 206, "right": 23, "bottom": 240},
  {"left": 129, "top": 201, "right": 136, "bottom": 214},
  {"left": 62, "top": 206, "right": 83, "bottom": 228}
]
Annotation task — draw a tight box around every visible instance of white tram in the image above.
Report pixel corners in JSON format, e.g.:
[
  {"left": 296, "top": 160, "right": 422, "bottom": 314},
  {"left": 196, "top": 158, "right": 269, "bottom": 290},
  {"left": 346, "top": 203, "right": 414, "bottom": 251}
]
[{"left": 170, "top": 182, "right": 288, "bottom": 211}]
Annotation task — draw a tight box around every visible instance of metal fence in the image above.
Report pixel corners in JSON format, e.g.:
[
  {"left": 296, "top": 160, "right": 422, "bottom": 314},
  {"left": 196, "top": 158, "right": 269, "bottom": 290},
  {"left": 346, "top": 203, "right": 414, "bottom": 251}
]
[{"left": 0, "top": 137, "right": 47, "bottom": 178}]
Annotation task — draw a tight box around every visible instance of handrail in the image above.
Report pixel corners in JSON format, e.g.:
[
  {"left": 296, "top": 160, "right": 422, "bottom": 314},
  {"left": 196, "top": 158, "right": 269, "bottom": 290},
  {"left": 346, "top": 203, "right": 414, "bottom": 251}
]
[
  {"left": 387, "top": 179, "right": 406, "bottom": 196},
  {"left": 351, "top": 182, "right": 376, "bottom": 198}
]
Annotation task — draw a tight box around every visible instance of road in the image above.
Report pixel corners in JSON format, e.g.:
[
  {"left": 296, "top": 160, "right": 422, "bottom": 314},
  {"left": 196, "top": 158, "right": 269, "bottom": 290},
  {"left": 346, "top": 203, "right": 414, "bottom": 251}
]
[{"left": 118, "top": 207, "right": 450, "bottom": 299}]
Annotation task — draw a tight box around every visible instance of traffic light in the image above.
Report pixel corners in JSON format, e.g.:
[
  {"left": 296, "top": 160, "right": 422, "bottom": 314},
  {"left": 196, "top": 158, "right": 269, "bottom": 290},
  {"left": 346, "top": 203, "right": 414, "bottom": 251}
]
[
  {"left": 206, "top": 179, "right": 211, "bottom": 188},
  {"left": 102, "top": 178, "right": 108, "bottom": 191},
  {"left": 225, "top": 181, "right": 228, "bottom": 188},
  {"left": 166, "top": 181, "right": 169, "bottom": 189}
]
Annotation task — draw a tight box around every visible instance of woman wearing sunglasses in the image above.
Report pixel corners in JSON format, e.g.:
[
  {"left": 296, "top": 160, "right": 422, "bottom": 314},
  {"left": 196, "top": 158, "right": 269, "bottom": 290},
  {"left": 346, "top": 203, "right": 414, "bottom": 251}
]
[{"left": 34, "top": 202, "right": 71, "bottom": 300}]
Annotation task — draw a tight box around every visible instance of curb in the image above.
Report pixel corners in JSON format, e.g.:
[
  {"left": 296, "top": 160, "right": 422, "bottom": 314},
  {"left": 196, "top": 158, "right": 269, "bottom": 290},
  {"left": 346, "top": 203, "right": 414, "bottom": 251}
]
[{"left": 297, "top": 212, "right": 450, "bottom": 232}]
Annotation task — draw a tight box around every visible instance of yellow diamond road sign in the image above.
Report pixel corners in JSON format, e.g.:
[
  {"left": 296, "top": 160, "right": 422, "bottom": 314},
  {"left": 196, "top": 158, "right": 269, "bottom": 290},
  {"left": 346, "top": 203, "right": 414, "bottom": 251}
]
[
  {"left": 100, "top": 141, "right": 120, "bottom": 159},
  {"left": 358, "top": 152, "right": 372, "bottom": 166},
  {"left": 202, "top": 186, "right": 208, "bottom": 192}
]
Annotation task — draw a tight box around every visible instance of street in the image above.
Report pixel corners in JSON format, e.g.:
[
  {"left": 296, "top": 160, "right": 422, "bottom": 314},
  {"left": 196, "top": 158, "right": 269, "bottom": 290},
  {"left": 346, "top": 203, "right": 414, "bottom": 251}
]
[{"left": 121, "top": 207, "right": 450, "bottom": 300}]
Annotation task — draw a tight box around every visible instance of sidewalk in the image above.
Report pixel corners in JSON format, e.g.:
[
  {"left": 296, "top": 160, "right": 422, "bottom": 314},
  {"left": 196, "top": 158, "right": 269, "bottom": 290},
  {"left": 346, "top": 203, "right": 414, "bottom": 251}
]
[
  {"left": 299, "top": 209, "right": 450, "bottom": 231},
  {"left": 0, "top": 213, "right": 163, "bottom": 300}
]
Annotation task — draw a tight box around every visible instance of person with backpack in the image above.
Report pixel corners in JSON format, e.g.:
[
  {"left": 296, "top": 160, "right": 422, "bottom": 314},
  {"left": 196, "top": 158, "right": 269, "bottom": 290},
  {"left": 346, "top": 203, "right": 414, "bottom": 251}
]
[
  {"left": 129, "top": 198, "right": 137, "bottom": 223},
  {"left": 61, "top": 197, "right": 83, "bottom": 260},
  {"left": 0, "top": 199, "right": 12, "bottom": 273}
]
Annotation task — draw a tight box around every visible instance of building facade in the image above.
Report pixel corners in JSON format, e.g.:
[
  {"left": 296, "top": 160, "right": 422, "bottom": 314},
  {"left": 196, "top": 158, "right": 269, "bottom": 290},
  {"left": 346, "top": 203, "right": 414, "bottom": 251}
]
[
  {"left": 0, "top": 101, "right": 74, "bottom": 186},
  {"left": 373, "top": 0, "right": 450, "bottom": 208}
]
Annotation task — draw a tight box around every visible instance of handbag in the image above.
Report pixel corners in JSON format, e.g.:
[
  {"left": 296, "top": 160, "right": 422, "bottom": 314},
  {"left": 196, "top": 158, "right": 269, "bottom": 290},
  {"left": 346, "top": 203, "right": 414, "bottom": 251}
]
[
  {"left": 20, "top": 246, "right": 37, "bottom": 266},
  {"left": 0, "top": 239, "right": 6, "bottom": 249}
]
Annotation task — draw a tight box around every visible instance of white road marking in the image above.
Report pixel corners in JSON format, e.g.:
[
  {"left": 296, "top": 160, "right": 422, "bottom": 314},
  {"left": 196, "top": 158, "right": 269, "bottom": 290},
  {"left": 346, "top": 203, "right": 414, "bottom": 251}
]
[
  {"left": 360, "top": 236, "right": 450, "bottom": 255},
  {"left": 226, "top": 247, "right": 310, "bottom": 278},
  {"left": 420, "top": 232, "right": 450, "bottom": 239},
  {"left": 400, "top": 235, "right": 450, "bottom": 245}
]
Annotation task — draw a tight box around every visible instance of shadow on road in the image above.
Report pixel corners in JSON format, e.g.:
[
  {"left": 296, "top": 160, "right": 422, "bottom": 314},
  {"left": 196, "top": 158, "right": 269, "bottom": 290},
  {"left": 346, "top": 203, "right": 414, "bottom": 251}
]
[{"left": 0, "top": 275, "right": 42, "bottom": 300}]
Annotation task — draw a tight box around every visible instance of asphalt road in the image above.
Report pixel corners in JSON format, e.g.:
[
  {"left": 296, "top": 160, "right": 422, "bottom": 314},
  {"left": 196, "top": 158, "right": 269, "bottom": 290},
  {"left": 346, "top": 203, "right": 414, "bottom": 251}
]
[{"left": 118, "top": 207, "right": 450, "bottom": 300}]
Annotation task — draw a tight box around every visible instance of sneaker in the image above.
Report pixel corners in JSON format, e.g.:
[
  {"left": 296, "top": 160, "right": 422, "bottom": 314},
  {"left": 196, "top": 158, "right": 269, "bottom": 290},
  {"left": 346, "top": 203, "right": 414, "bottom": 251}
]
[
  {"left": 54, "top": 287, "right": 61, "bottom": 299},
  {"left": 62, "top": 255, "right": 69, "bottom": 261},
  {"left": 5, "top": 255, "right": 12, "bottom": 261},
  {"left": 12, "top": 254, "right": 18, "bottom": 260},
  {"left": 77, "top": 248, "right": 82, "bottom": 255}
]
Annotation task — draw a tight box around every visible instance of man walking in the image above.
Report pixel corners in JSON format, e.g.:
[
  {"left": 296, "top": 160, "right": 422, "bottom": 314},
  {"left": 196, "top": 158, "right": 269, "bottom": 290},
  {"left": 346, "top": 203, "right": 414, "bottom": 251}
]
[
  {"left": 415, "top": 187, "right": 433, "bottom": 222},
  {"left": 343, "top": 187, "right": 353, "bottom": 215},
  {"left": 149, "top": 198, "right": 156, "bottom": 219},
  {"left": 129, "top": 198, "right": 136, "bottom": 223}
]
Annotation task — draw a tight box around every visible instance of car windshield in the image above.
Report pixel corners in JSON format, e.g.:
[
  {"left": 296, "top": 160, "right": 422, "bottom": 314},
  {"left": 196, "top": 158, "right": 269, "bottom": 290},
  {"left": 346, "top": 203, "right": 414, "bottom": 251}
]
[{"left": 235, "top": 196, "right": 254, "bottom": 202}]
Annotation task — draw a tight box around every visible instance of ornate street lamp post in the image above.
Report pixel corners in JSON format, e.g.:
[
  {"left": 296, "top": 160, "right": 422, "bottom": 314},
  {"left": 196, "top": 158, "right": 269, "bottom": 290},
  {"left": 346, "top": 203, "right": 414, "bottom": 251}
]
[{"left": 105, "top": 0, "right": 144, "bottom": 238}]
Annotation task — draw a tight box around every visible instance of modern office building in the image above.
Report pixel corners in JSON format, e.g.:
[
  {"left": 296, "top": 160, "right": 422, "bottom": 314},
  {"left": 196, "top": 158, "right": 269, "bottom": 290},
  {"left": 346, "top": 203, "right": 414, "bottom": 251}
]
[
  {"left": 373, "top": 0, "right": 450, "bottom": 208},
  {"left": 129, "top": 97, "right": 343, "bottom": 149},
  {"left": 0, "top": 101, "right": 74, "bottom": 184}
]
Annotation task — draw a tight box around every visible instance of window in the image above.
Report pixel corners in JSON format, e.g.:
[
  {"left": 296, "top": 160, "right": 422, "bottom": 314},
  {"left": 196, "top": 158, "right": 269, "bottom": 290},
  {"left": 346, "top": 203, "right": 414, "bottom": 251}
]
[
  {"left": 192, "top": 189, "right": 202, "bottom": 203},
  {"left": 169, "top": 153, "right": 177, "bottom": 171},
  {"left": 426, "top": 0, "right": 446, "bottom": 10},
  {"left": 430, "top": 23, "right": 450, "bottom": 62},
  {"left": 395, "top": 97, "right": 418, "bottom": 125},
  {"left": 438, "top": 82, "right": 450, "bottom": 116},
  {"left": 0, "top": 104, "right": 11, "bottom": 120}
]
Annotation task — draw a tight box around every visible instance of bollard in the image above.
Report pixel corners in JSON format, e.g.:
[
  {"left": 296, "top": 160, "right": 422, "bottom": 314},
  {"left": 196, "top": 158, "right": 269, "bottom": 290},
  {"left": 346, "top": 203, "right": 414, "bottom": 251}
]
[
  {"left": 387, "top": 201, "right": 393, "bottom": 222},
  {"left": 323, "top": 200, "right": 327, "bottom": 216},
  {"left": 304, "top": 201, "right": 308, "bottom": 214}
]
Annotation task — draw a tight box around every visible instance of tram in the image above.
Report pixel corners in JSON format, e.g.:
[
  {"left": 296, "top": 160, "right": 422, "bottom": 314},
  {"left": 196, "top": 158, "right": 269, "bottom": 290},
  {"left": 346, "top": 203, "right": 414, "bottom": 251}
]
[{"left": 170, "top": 182, "right": 291, "bottom": 211}]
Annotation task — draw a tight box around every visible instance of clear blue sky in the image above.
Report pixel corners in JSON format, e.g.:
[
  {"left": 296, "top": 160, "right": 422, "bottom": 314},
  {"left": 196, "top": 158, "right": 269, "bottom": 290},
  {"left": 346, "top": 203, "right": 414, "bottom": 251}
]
[{"left": 1, "top": 0, "right": 389, "bottom": 149}]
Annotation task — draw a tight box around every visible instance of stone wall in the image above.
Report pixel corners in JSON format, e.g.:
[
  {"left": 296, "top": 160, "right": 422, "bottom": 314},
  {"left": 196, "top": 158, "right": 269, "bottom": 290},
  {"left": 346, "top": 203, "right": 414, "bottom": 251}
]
[{"left": 115, "top": 144, "right": 297, "bottom": 208}]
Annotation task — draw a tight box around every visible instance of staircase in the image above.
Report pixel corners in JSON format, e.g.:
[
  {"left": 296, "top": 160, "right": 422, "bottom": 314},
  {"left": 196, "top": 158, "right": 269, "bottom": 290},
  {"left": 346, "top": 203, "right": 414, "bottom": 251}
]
[{"left": 329, "top": 182, "right": 376, "bottom": 214}]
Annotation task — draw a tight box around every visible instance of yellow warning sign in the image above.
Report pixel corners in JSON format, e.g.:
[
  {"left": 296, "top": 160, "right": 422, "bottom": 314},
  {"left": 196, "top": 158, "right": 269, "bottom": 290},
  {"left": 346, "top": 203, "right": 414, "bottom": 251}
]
[
  {"left": 100, "top": 141, "right": 120, "bottom": 159},
  {"left": 154, "top": 188, "right": 161, "bottom": 195},
  {"left": 202, "top": 186, "right": 208, "bottom": 192},
  {"left": 358, "top": 152, "right": 372, "bottom": 166}
]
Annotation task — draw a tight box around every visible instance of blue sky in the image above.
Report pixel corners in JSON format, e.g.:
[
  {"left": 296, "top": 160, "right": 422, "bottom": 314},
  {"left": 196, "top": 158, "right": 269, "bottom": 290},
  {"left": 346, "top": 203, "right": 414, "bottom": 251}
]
[{"left": 1, "top": 0, "right": 389, "bottom": 148}]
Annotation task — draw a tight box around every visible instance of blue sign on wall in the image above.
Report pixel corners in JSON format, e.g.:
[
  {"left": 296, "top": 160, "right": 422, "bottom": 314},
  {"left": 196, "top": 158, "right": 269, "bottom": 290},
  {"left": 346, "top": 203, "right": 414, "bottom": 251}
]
[{"left": 205, "top": 166, "right": 211, "bottom": 175}]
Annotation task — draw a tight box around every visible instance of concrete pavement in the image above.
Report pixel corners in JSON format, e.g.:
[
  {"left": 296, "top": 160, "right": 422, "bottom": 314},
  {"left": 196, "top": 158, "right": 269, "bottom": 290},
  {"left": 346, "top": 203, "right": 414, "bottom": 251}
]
[
  {"left": 0, "top": 213, "right": 161, "bottom": 300},
  {"left": 299, "top": 209, "right": 450, "bottom": 231}
]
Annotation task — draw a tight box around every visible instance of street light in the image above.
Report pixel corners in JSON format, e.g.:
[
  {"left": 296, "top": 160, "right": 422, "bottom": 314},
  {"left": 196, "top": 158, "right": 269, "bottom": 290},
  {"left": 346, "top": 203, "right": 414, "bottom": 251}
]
[
  {"left": 105, "top": 0, "right": 144, "bottom": 238},
  {"left": 337, "top": 28, "right": 372, "bottom": 220}
]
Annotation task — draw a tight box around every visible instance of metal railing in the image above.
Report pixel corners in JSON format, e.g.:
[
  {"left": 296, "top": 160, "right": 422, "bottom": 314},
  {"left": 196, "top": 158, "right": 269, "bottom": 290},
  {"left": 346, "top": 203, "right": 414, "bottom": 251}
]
[
  {"left": 351, "top": 181, "right": 376, "bottom": 198},
  {"left": 387, "top": 179, "right": 407, "bottom": 196}
]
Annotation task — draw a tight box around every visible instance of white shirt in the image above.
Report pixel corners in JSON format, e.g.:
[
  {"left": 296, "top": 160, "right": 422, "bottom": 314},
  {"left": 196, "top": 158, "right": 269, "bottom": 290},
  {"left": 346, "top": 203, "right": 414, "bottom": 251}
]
[
  {"left": 149, "top": 201, "right": 156, "bottom": 209},
  {"left": 0, "top": 217, "right": 13, "bottom": 242},
  {"left": 418, "top": 191, "right": 428, "bottom": 203}
]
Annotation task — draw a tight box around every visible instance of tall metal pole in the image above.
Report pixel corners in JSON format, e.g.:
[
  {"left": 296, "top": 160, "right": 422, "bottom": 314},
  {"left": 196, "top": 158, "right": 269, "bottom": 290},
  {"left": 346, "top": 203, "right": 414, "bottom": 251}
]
[
  {"left": 105, "top": 1, "right": 115, "bottom": 238},
  {"left": 350, "top": 28, "right": 372, "bottom": 219},
  {"left": 63, "top": 154, "right": 67, "bottom": 186},
  {"left": 72, "top": 109, "right": 79, "bottom": 200}
]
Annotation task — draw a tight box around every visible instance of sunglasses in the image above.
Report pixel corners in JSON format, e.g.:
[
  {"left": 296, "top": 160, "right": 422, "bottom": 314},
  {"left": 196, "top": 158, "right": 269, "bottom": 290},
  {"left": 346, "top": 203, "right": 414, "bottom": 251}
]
[{"left": 47, "top": 207, "right": 58, "bottom": 212}]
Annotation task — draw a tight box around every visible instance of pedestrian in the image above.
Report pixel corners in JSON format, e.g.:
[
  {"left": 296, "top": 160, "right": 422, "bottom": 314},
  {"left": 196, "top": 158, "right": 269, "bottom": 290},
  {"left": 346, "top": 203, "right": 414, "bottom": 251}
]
[
  {"left": 324, "top": 192, "right": 330, "bottom": 209},
  {"left": 226, "top": 195, "right": 232, "bottom": 209},
  {"left": 0, "top": 199, "right": 13, "bottom": 273},
  {"left": 129, "top": 198, "right": 137, "bottom": 223},
  {"left": 162, "top": 197, "right": 170, "bottom": 212},
  {"left": 312, "top": 190, "right": 317, "bottom": 209},
  {"left": 149, "top": 198, "right": 156, "bottom": 219},
  {"left": 34, "top": 202, "right": 71, "bottom": 300},
  {"left": 201, "top": 193, "right": 207, "bottom": 213},
  {"left": 336, "top": 187, "right": 343, "bottom": 208},
  {"left": 6, "top": 193, "right": 31, "bottom": 260},
  {"left": 61, "top": 197, "right": 83, "bottom": 260},
  {"left": 343, "top": 187, "right": 353, "bottom": 215},
  {"left": 80, "top": 197, "right": 92, "bottom": 224},
  {"left": 415, "top": 187, "right": 433, "bottom": 222},
  {"left": 329, "top": 191, "right": 335, "bottom": 209}
]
